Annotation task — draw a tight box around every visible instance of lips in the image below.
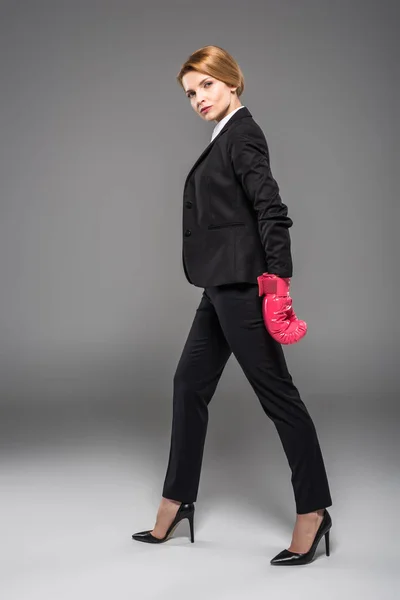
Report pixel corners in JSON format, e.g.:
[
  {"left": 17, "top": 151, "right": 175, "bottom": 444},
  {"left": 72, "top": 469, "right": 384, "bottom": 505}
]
[{"left": 201, "top": 106, "right": 212, "bottom": 113}]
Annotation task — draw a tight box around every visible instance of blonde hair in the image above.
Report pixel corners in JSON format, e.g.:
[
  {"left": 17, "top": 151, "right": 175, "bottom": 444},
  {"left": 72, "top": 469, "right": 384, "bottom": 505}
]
[{"left": 177, "top": 45, "right": 245, "bottom": 97}]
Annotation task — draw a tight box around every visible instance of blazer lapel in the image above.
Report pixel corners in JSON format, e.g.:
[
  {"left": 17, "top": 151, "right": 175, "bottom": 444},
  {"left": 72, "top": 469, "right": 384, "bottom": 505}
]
[{"left": 183, "top": 106, "right": 252, "bottom": 187}]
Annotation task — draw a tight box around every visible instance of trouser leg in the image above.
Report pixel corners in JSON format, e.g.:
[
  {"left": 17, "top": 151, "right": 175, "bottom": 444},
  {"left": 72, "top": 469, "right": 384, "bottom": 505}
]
[
  {"left": 206, "top": 283, "right": 333, "bottom": 514},
  {"left": 162, "top": 291, "right": 231, "bottom": 503}
]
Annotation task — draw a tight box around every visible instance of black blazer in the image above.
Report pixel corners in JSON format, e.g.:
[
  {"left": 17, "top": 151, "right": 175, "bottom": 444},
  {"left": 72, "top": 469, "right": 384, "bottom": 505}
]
[{"left": 182, "top": 106, "right": 293, "bottom": 288}]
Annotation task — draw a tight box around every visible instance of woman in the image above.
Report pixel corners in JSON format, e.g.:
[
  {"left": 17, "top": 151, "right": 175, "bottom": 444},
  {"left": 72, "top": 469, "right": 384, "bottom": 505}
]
[{"left": 132, "top": 46, "right": 333, "bottom": 566}]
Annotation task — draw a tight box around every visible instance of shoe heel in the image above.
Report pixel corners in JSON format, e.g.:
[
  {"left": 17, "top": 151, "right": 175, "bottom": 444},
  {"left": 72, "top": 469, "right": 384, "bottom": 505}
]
[
  {"left": 325, "top": 530, "right": 330, "bottom": 556},
  {"left": 188, "top": 512, "right": 195, "bottom": 543}
]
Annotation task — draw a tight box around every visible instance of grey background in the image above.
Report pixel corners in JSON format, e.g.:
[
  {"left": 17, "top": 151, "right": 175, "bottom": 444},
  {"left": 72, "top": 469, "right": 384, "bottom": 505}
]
[{"left": 0, "top": 1, "right": 398, "bottom": 598}]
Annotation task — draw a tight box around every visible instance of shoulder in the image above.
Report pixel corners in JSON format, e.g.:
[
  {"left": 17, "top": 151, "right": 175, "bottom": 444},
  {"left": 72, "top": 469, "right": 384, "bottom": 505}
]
[{"left": 226, "top": 116, "right": 270, "bottom": 157}]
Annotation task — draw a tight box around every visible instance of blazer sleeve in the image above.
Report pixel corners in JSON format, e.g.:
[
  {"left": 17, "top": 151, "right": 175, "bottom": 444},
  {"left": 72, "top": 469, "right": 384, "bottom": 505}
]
[{"left": 228, "top": 131, "right": 294, "bottom": 278}]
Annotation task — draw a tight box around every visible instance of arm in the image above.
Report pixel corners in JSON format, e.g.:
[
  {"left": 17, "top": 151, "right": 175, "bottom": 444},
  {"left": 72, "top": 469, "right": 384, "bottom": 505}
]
[
  {"left": 229, "top": 129, "right": 307, "bottom": 344},
  {"left": 228, "top": 130, "right": 293, "bottom": 278}
]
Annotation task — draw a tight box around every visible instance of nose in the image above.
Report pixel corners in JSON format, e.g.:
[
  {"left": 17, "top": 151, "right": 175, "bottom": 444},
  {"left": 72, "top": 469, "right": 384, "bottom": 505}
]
[{"left": 198, "top": 96, "right": 209, "bottom": 110}]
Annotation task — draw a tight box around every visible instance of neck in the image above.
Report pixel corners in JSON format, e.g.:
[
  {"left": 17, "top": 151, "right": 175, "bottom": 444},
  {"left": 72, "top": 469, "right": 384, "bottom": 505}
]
[{"left": 214, "top": 102, "right": 242, "bottom": 124}]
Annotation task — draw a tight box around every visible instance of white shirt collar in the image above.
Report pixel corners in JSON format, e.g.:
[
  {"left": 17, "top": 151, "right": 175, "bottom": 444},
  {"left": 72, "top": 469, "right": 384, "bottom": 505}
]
[{"left": 211, "top": 105, "right": 246, "bottom": 142}]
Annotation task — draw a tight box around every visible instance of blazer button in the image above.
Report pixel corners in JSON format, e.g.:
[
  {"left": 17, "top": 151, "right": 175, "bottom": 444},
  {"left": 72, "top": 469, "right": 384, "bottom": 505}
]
[
  {"left": 184, "top": 229, "right": 192, "bottom": 237},
  {"left": 185, "top": 201, "right": 193, "bottom": 208}
]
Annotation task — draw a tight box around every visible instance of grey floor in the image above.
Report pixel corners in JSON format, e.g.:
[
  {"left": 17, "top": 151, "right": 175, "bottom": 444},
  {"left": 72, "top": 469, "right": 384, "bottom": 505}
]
[{"left": 1, "top": 396, "right": 398, "bottom": 600}]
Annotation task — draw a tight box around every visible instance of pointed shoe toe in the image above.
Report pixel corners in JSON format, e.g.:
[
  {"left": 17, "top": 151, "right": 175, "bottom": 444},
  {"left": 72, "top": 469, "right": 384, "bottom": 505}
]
[
  {"left": 131, "top": 530, "right": 161, "bottom": 543},
  {"left": 270, "top": 548, "right": 304, "bottom": 565}
]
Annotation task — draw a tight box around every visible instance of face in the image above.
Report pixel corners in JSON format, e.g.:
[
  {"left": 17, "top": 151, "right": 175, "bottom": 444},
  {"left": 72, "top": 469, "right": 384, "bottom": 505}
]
[{"left": 182, "top": 71, "right": 242, "bottom": 123}]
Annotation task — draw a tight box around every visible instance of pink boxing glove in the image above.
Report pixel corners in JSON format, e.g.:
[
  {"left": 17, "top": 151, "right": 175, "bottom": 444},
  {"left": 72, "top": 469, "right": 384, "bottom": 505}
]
[{"left": 257, "top": 273, "right": 307, "bottom": 345}]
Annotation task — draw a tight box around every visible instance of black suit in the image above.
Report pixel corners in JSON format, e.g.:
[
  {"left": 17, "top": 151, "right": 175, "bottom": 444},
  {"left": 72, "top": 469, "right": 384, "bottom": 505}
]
[
  {"left": 182, "top": 106, "right": 293, "bottom": 287},
  {"left": 161, "top": 107, "right": 333, "bottom": 515}
]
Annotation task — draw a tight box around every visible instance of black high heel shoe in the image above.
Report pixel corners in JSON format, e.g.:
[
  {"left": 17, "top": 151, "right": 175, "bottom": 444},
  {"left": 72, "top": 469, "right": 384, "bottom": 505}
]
[
  {"left": 131, "top": 502, "right": 195, "bottom": 544},
  {"left": 270, "top": 509, "right": 332, "bottom": 566}
]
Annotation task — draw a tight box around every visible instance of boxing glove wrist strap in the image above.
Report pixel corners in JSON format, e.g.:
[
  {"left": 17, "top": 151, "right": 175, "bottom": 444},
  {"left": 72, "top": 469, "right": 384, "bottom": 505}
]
[{"left": 257, "top": 273, "right": 290, "bottom": 297}]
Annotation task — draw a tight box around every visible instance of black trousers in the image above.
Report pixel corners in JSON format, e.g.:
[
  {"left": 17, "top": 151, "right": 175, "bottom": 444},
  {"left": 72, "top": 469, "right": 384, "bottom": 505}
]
[{"left": 162, "top": 283, "right": 333, "bottom": 514}]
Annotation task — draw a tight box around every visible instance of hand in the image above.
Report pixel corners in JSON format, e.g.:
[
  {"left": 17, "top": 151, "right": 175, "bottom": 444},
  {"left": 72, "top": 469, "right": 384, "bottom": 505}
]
[{"left": 257, "top": 273, "right": 307, "bottom": 345}]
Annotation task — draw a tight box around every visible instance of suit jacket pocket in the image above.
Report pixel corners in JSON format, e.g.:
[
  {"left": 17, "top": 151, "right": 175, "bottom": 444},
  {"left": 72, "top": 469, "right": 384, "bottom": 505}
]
[{"left": 207, "top": 222, "right": 245, "bottom": 230}]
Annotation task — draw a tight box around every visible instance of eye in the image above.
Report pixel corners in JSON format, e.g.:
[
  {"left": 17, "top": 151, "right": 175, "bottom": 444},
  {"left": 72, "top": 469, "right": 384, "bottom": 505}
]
[{"left": 187, "top": 81, "right": 212, "bottom": 99}]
